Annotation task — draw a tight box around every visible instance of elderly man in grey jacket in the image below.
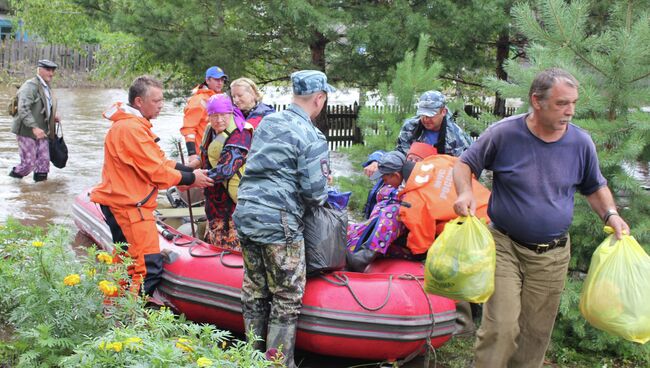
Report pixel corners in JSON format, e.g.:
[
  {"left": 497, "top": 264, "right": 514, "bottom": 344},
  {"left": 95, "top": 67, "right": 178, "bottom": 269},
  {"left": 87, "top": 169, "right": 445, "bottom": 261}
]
[{"left": 10, "top": 59, "right": 60, "bottom": 182}]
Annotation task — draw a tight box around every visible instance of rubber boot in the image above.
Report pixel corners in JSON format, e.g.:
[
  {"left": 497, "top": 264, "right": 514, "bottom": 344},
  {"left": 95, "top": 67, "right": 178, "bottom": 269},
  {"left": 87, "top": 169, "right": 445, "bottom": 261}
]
[
  {"left": 244, "top": 317, "right": 268, "bottom": 351},
  {"left": 453, "top": 301, "right": 477, "bottom": 336},
  {"left": 345, "top": 248, "right": 378, "bottom": 272},
  {"left": 8, "top": 167, "right": 23, "bottom": 179},
  {"left": 33, "top": 172, "right": 48, "bottom": 182},
  {"left": 266, "top": 322, "right": 297, "bottom": 368}
]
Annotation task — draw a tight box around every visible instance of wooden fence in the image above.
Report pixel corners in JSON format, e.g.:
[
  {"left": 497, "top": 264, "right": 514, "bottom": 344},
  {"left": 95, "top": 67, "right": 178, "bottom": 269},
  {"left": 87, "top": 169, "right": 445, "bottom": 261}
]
[
  {"left": 0, "top": 39, "right": 99, "bottom": 72},
  {"left": 273, "top": 102, "right": 518, "bottom": 151}
]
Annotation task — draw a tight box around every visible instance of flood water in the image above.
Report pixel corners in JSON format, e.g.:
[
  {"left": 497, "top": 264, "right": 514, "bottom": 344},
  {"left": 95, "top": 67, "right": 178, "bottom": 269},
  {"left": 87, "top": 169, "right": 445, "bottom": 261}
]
[{"left": 0, "top": 87, "right": 353, "bottom": 228}]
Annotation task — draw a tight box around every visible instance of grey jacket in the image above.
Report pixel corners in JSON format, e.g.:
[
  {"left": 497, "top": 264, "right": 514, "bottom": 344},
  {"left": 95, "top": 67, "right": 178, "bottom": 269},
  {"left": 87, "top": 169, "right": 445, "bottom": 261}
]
[
  {"left": 233, "top": 103, "right": 329, "bottom": 244},
  {"left": 11, "top": 77, "right": 57, "bottom": 139},
  {"left": 396, "top": 111, "right": 472, "bottom": 157}
]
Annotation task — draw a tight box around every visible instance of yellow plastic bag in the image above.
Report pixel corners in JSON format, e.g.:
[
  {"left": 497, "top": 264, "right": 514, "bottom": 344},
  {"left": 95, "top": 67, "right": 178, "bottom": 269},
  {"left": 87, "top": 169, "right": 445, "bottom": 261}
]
[
  {"left": 424, "top": 216, "right": 495, "bottom": 303},
  {"left": 579, "top": 227, "right": 650, "bottom": 344}
]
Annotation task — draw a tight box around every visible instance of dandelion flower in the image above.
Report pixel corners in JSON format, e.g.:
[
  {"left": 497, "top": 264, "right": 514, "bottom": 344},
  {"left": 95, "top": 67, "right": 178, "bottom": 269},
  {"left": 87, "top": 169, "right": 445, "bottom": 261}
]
[
  {"left": 63, "top": 274, "right": 81, "bottom": 286},
  {"left": 32, "top": 241, "right": 44, "bottom": 247},
  {"left": 175, "top": 338, "right": 194, "bottom": 352},
  {"left": 98, "top": 280, "right": 118, "bottom": 297},
  {"left": 97, "top": 252, "right": 113, "bottom": 264},
  {"left": 110, "top": 342, "right": 123, "bottom": 352},
  {"left": 197, "top": 357, "right": 213, "bottom": 367}
]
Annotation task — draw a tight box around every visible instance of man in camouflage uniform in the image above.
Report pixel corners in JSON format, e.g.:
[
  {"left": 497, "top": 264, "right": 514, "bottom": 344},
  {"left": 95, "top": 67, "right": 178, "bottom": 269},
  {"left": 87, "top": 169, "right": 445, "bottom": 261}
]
[
  {"left": 364, "top": 90, "right": 473, "bottom": 177},
  {"left": 233, "top": 70, "right": 334, "bottom": 368}
]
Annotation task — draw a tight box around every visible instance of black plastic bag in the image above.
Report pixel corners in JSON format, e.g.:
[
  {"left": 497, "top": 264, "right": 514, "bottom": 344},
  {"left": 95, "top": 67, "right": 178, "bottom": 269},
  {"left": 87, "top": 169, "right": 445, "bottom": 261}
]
[
  {"left": 49, "top": 122, "right": 68, "bottom": 169},
  {"left": 303, "top": 205, "right": 348, "bottom": 276}
]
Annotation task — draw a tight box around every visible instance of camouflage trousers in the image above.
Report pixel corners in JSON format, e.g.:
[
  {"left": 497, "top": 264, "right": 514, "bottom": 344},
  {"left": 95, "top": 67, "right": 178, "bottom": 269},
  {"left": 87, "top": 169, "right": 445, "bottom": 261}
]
[{"left": 240, "top": 238, "right": 306, "bottom": 325}]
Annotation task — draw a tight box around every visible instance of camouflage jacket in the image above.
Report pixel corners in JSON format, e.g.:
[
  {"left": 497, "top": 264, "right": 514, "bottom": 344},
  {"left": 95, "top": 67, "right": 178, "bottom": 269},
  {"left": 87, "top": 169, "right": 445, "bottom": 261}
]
[
  {"left": 396, "top": 111, "right": 472, "bottom": 157},
  {"left": 233, "top": 103, "right": 329, "bottom": 244}
]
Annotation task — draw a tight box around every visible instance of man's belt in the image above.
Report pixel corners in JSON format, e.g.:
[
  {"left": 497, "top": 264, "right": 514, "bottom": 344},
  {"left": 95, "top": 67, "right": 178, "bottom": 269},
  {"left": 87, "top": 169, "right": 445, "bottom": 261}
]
[{"left": 491, "top": 223, "right": 568, "bottom": 254}]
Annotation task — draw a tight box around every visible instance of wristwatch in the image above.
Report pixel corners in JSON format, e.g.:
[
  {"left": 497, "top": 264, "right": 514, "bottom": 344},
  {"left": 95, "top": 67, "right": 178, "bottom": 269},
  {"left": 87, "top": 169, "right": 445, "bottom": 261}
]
[{"left": 603, "top": 209, "right": 619, "bottom": 224}]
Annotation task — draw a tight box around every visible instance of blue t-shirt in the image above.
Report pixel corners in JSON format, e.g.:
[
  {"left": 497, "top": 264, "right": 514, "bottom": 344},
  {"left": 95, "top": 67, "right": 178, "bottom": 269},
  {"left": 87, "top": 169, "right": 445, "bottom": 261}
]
[
  {"left": 460, "top": 114, "right": 606, "bottom": 244},
  {"left": 422, "top": 129, "right": 439, "bottom": 146}
]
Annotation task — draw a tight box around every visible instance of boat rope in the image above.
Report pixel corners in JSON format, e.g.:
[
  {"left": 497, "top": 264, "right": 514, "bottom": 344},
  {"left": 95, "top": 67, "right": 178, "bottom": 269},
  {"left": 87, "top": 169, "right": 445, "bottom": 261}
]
[
  {"left": 401, "top": 273, "right": 438, "bottom": 368},
  {"left": 170, "top": 236, "right": 243, "bottom": 268},
  {"left": 218, "top": 251, "right": 244, "bottom": 268},
  {"left": 319, "top": 273, "right": 393, "bottom": 312}
]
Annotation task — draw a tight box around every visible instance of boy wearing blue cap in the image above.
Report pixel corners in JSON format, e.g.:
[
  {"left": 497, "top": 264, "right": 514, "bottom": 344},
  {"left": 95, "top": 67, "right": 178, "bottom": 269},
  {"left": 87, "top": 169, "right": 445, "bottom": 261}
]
[
  {"left": 180, "top": 66, "right": 229, "bottom": 161},
  {"left": 234, "top": 70, "right": 335, "bottom": 368}
]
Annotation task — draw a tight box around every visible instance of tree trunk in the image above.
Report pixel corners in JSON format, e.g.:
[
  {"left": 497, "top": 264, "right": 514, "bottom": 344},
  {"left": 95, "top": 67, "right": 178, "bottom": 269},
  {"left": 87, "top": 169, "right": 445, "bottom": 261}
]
[
  {"left": 310, "top": 31, "right": 329, "bottom": 72},
  {"left": 493, "top": 31, "right": 510, "bottom": 117}
]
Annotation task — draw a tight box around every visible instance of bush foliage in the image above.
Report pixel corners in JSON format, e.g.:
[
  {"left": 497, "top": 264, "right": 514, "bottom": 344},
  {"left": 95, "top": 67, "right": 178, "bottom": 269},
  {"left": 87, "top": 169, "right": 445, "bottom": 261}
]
[{"left": 0, "top": 219, "right": 273, "bottom": 367}]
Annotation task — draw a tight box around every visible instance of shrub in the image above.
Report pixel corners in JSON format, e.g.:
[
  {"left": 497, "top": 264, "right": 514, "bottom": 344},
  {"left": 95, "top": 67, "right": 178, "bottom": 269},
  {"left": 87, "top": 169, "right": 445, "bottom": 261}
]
[{"left": 0, "top": 219, "right": 272, "bottom": 367}]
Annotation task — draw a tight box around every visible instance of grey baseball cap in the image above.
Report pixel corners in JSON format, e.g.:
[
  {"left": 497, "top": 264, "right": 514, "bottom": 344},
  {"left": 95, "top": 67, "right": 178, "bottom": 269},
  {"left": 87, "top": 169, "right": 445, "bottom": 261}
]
[
  {"left": 416, "top": 90, "right": 446, "bottom": 117},
  {"left": 291, "top": 70, "right": 336, "bottom": 95},
  {"left": 370, "top": 151, "right": 406, "bottom": 180}
]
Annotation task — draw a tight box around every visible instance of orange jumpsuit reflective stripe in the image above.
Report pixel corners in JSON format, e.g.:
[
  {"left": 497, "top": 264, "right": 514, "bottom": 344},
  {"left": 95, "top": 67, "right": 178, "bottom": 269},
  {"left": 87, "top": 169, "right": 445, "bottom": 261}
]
[
  {"left": 399, "top": 155, "right": 491, "bottom": 254},
  {"left": 91, "top": 102, "right": 183, "bottom": 294},
  {"left": 180, "top": 87, "right": 218, "bottom": 152}
]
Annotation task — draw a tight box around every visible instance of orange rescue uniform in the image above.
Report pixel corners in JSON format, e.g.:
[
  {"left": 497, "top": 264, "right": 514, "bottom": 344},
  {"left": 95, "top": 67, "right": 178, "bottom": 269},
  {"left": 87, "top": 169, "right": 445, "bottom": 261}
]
[
  {"left": 180, "top": 86, "right": 220, "bottom": 155},
  {"left": 90, "top": 102, "right": 185, "bottom": 295},
  {"left": 399, "top": 155, "right": 491, "bottom": 255}
]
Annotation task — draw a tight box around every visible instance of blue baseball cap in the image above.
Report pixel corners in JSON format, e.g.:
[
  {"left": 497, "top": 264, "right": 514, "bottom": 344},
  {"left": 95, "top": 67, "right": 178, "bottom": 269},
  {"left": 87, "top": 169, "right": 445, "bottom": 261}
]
[
  {"left": 370, "top": 151, "right": 406, "bottom": 180},
  {"left": 291, "top": 70, "right": 336, "bottom": 95},
  {"left": 416, "top": 90, "right": 446, "bottom": 117},
  {"left": 205, "top": 66, "right": 228, "bottom": 80}
]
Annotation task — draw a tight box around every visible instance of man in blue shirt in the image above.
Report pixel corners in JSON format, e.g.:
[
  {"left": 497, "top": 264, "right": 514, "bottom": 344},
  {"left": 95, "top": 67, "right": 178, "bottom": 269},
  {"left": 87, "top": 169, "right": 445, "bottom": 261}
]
[
  {"left": 453, "top": 68, "right": 629, "bottom": 368},
  {"left": 363, "top": 90, "right": 472, "bottom": 178}
]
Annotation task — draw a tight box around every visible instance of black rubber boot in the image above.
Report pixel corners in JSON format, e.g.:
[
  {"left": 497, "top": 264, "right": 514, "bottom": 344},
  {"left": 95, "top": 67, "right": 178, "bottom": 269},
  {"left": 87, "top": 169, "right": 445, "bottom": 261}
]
[
  {"left": 345, "top": 247, "right": 378, "bottom": 273},
  {"left": 244, "top": 317, "right": 268, "bottom": 351},
  {"left": 33, "top": 172, "right": 48, "bottom": 182},
  {"left": 266, "top": 323, "right": 297, "bottom": 368},
  {"left": 8, "top": 167, "right": 23, "bottom": 179}
]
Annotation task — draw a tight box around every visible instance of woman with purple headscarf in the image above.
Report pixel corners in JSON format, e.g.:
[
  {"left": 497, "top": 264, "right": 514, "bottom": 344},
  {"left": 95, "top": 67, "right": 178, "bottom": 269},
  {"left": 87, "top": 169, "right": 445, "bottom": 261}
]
[{"left": 197, "top": 95, "right": 254, "bottom": 250}]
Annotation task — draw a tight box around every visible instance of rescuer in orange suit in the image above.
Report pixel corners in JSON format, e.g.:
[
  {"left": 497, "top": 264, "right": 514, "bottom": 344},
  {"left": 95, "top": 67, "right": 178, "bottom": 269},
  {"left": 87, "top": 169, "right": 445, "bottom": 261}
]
[
  {"left": 181, "top": 66, "right": 228, "bottom": 162},
  {"left": 91, "top": 75, "right": 214, "bottom": 296}
]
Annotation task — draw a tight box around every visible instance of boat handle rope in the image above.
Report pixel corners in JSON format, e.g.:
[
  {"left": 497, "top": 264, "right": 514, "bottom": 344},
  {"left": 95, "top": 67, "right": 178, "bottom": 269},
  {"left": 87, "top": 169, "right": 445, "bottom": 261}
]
[
  {"left": 218, "top": 251, "right": 244, "bottom": 269},
  {"left": 319, "top": 273, "right": 393, "bottom": 312},
  {"left": 394, "top": 273, "right": 438, "bottom": 368},
  {"left": 175, "top": 240, "right": 244, "bottom": 269}
]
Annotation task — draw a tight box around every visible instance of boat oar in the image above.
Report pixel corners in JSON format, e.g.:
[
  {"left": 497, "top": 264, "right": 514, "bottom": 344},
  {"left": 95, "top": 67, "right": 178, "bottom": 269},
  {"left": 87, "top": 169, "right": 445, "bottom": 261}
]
[{"left": 177, "top": 141, "right": 197, "bottom": 239}]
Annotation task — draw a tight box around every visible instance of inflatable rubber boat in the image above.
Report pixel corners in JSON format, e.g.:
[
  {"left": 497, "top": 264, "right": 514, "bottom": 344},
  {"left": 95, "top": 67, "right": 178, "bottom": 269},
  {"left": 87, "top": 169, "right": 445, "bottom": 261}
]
[{"left": 72, "top": 190, "right": 456, "bottom": 360}]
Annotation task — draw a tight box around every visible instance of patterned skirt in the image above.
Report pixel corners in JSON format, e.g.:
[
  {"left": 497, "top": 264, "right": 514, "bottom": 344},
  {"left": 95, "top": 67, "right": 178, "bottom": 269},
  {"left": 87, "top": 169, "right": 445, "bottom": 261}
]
[{"left": 205, "top": 216, "right": 240, "bottom": 252}]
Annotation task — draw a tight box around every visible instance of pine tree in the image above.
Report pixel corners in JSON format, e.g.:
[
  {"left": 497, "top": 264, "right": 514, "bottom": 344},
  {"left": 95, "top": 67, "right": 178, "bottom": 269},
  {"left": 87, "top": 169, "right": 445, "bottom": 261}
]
[
  {"left": 356, "top": 33, "right": 444, "bottom": 155},
  {"left": 337, "top": 34, "right": 445, "bottom": 212},
  {"left": 484, "top": 0, "right": 649, "bottom": 362}
]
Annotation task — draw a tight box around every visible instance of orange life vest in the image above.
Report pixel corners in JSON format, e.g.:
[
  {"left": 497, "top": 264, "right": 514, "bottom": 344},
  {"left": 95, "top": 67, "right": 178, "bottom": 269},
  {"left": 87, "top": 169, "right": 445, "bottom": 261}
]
[{"left": 399, "top": 155, "right": 490, "bottom": 254}]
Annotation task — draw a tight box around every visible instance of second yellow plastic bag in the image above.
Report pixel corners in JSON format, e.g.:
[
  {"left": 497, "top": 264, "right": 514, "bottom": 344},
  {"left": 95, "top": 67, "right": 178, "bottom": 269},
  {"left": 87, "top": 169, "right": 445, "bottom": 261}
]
[
  {"left": 579, "top": 229, "right": 650, "bottom": 344},
  {"left": 424, "top": 215, "right": 495, "bottom": 303}
]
